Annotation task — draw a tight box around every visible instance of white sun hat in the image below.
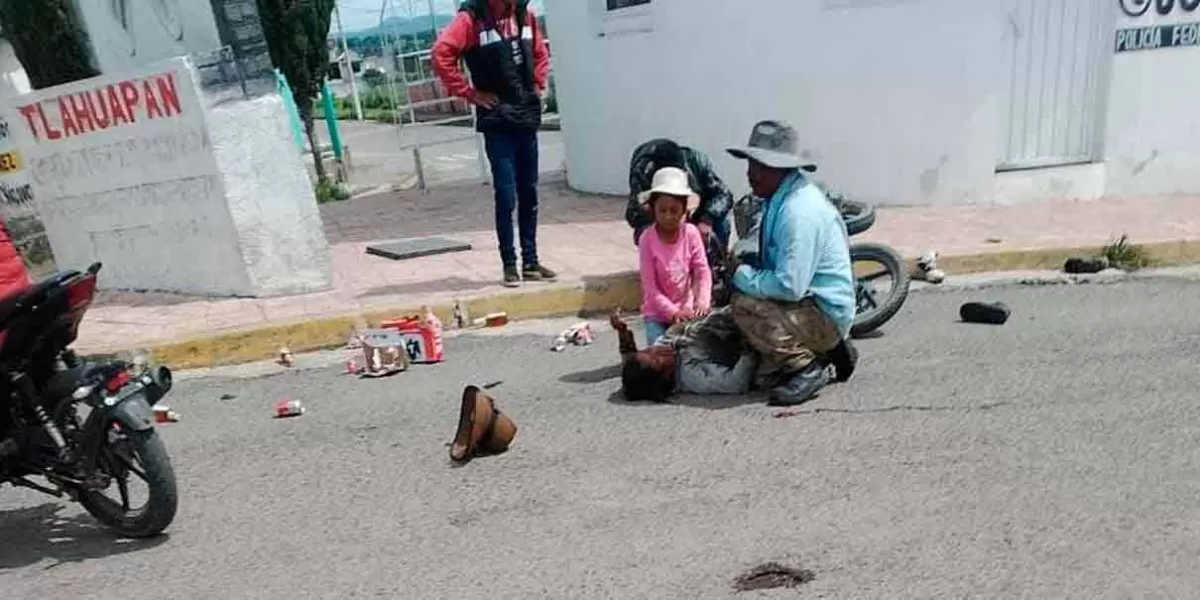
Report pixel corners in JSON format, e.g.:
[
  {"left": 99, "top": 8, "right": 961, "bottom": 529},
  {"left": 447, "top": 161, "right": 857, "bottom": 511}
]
[{"left": 637, "top": 166, "right": 700, "bottom": 212}]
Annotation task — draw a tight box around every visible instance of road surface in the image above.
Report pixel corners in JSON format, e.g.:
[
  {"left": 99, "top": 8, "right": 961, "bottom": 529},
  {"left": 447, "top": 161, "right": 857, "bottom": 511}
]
[
  {"left": 314, "top": 120, "right": 565, "bottom": 189},
  {"left": 1, "top": 280, "right": 1198, "bottom": 598}
]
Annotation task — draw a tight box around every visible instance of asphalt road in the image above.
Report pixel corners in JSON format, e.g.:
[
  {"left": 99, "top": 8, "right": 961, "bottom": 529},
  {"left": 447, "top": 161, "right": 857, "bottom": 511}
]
[
  {"left": 315, "top": 120, "right": 565, "bottom": 189},
  {"left": 2, "top": 280, "right": 1199, "bottom": 599}
]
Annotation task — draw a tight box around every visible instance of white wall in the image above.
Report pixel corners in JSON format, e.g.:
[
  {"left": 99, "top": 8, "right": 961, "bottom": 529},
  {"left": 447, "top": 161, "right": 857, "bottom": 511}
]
[
  {"left": 547, "top": 0, "right": 1007, "bottom": 205},
  {"left": 1103, "top": 6, "right": 1200, "bottom": 197},
  {"left": 72, "top": 0, "right": 224, "bottom": 75},
  {"left": 206, "top": 94, "right": 334, "bottom": 296},
  {"left": 5, "top": 59, "right": 253, "bottom": 295},
  {"left": 3, "top": 57, "right": 332, "bottom": 297},
  {"left": 548, "top": 0, "right": 1200, "bottom": 206}
]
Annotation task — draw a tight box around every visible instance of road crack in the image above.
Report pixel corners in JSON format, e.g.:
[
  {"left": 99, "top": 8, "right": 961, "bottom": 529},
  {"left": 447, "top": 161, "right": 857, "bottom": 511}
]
[{"left": 775, "top": 401, "right": 1008, "bottom": 418}]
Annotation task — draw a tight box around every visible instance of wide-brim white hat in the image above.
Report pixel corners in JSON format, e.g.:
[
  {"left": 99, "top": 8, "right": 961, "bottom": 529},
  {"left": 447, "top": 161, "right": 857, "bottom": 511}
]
[{"left": 637, "top": 166, "right": 700, "bottom": 213}]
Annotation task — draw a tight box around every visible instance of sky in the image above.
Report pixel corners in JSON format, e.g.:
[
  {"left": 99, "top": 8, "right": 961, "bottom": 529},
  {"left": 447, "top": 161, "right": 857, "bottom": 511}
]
[{"left": 335, "top": 0, "right": 546, "bottom": 33}]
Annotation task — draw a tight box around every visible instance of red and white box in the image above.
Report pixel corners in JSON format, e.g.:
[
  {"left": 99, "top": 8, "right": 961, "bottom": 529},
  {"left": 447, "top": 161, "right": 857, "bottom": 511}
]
[{"left": 379, "top": 316, "right": 445, "bottom": 364}]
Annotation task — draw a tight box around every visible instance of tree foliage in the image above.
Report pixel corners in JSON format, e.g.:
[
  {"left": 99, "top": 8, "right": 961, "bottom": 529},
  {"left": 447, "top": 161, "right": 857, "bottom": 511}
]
[
  {"left": 0, "top": 0, "right": 99, "bottom": 90},
  {"left": 256, "top": 0, "right": 336, "bottom": 182}
]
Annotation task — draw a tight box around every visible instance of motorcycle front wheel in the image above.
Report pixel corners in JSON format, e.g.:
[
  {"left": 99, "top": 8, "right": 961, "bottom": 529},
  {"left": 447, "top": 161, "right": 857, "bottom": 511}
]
[{"left": 78, "top": 428, "right": 178, "bottom": 538}]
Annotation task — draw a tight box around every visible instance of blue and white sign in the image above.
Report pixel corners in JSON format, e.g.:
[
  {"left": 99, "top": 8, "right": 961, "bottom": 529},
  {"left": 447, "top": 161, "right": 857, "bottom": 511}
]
[{"left": 1115, "top": 21, "right": 1200, "bottom": 52}]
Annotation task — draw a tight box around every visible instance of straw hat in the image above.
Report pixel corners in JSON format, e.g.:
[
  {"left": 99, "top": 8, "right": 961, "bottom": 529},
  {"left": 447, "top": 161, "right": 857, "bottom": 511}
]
[{"left": 638, "top": 166, "right": 700, "bottom": 213}]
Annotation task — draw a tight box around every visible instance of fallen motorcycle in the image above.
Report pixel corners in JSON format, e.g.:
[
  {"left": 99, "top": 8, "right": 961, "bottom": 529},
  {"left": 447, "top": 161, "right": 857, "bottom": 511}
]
[
  {"left": 832, "top": 194, "right": 911, "bottom": 337},
  {"left": 0, "top": 262, "right": 178, "bottom": 538},
  {"left": 728, "top": 164, "right": 910, "bottom": 337}
]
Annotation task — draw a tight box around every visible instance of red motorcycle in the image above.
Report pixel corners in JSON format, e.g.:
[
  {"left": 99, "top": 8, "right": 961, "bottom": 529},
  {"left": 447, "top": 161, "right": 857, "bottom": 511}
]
[{"left": 0, "top": 263, "right": 178, "bottom": 538}]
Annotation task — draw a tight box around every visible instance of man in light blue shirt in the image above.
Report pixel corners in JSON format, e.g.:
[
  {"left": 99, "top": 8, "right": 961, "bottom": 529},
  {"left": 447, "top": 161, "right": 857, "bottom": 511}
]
[{"left": 726, "top": 120, "right": 858, "bottom": 406}]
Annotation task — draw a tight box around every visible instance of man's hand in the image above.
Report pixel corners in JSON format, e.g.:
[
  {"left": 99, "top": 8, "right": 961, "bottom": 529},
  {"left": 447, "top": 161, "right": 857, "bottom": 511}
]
[
  {"left": 609, "top": 311, "right": 629, "bottom": 333},
  {"left": 472, "top": 91, "right": 499, "bottom": 109}
]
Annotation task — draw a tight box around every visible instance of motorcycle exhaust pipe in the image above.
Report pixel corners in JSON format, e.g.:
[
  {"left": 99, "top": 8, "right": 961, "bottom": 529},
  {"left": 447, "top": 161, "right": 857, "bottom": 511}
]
[{"left": 142, "top": 365, "right": 173, "bottom": 404}]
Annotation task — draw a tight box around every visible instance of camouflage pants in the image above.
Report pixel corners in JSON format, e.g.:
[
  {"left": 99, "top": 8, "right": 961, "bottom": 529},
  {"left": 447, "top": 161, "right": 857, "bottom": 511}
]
[{"left": 731, "top": 293, "right": 842, "bottom": 375}]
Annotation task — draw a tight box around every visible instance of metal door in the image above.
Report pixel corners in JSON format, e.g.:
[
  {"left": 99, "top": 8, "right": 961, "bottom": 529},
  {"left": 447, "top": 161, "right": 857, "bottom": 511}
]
[{"left": 997, "top": 0, "right": 1113, "bottom": 170}]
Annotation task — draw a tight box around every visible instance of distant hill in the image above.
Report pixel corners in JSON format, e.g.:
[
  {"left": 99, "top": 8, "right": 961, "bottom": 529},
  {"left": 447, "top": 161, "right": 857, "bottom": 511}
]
[{"left": 342, "top": 14, "right": 456, "bottom": 40}]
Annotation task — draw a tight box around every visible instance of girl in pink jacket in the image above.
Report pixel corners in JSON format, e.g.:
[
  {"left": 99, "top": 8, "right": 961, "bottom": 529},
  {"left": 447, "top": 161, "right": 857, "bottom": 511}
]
[{"left": 637, "top": 167, "right": 713, "bottom": 345}]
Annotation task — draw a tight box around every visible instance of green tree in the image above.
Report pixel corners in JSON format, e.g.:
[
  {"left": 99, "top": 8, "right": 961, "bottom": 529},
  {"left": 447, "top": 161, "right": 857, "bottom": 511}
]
[
  {"left": 361, "top": 67, "right": 387, "bottom": 90},
  {"left": 256, "top": 0, "right": 336, "bottom": 183},
  {"left": 0, "top": 0, "right": 99, "bottom": 89}
]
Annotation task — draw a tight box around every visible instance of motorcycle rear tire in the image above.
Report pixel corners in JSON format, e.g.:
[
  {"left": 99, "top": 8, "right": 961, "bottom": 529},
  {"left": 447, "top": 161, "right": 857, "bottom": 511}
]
[
  {"left": 78, "top": 429, "right": 178, "bottom": 539},
  {"left": 850, "top": 242, "right": 910, "bottom": 337},
  {"left": 839, "top": 199, "right": 876, "bottom": 236}
]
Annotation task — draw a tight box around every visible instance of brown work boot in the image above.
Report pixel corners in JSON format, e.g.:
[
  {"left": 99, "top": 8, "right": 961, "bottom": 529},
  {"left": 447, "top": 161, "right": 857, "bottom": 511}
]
[{"left": 522, "top": 263, "right": 558, "bottom": 281}]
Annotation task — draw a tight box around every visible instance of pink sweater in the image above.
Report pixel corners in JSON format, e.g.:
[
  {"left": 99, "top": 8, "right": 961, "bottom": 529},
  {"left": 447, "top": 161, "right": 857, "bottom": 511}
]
[{"left": 638, "top": 223, "right": 713, "bottom": 324}]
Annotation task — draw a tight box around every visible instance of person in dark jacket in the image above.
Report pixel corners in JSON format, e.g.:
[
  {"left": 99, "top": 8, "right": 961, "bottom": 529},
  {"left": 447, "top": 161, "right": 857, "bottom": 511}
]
[
  {"left": 626, "top": 139, "right": 735, "bottom": 250},
  {"left": 432, "top": 0, "right": 556, "bottom": 287}
]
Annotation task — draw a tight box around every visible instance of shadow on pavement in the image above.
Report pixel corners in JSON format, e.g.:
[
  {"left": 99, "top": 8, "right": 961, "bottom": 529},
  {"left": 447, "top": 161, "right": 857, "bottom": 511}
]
[
  {"left": 559, "top": 364, "right": 621, "bottom": 384},
  {"left": 604, "top": 389, "right": 765, "bottom": 410},
  {"left": 669, "top": 393, "right": 765, "bottom": 410},
  {"left": 356, "top": 276, "right": 495, "bottom": 298},
  {"left": 321, "top": 177, "right": 624, "bottom": 244},
  {"left": 0, "top": 502, "right": 168, "bottom": 571}
]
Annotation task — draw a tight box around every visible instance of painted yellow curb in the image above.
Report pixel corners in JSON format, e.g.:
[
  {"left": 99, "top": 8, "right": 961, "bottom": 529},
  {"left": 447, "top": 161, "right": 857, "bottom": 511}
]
[{"left": 136, "top": 240, "right": 1200, "bottom": 370}]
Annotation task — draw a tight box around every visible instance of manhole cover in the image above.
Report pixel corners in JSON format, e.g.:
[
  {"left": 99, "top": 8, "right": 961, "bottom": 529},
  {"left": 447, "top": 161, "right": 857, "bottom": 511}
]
[{"left": 733, "top": 562, "right": 815, "bottom": 592}]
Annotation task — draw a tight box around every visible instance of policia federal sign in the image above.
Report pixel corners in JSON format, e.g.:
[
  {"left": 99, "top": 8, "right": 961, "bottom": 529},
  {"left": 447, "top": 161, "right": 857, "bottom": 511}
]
[{"left": 1115, "top": 20, "right": 1200, "bottom": 52}]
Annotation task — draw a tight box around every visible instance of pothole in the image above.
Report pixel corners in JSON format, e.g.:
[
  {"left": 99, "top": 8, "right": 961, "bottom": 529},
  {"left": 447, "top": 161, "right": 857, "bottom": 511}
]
[{"left": 733, "top": 562, "right": 815, "bottom": 592}]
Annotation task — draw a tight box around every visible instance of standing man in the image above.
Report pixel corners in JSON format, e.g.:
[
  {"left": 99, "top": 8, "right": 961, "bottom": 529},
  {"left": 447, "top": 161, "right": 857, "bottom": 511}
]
[
  {"left": 726, "top": 120, "right": 859, "bottom": 406},
  {"left": 433, "top": 0, "right": 556, "bottom": 287},
  {"left": 626, "top": 139, "right": 734, "bottom": 250}
]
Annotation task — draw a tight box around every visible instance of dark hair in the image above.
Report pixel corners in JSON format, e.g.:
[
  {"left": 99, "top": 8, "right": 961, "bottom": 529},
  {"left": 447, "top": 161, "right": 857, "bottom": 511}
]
[
  {"left": 647, "top": 192, "right": 688, "bottom": 212},
  {"left": 621, "top": 356, "right": 673, "bottom": 402},
  {"left": 648, "top": 140, "right": 685, "bottom": 171}
]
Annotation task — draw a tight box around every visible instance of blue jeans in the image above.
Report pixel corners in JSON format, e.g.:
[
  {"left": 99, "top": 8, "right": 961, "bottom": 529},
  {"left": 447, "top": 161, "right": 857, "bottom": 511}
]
[
  {"left": 644, "top": 318, "right": 669, "bottom": 346},
  {"left": 484, "top": 131, "right": 540, "bottom": 269}
]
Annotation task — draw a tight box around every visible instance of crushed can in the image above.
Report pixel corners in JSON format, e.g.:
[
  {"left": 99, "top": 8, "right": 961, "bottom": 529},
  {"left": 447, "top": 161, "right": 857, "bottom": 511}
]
[
  {"left": 277, "top": 346, "right": 295, "bottom": 367},
  {"left": 153, "top": 405, "right": 180, "bottom": 423},
  {"left": 275, "top": 399, "right": 305, "bottom": 418},
  {"left": 344, "top": 358, "right": 361, "bottom": 375},
  {"left": 472, "top": 312, "right": 509, "bottom": 328}
]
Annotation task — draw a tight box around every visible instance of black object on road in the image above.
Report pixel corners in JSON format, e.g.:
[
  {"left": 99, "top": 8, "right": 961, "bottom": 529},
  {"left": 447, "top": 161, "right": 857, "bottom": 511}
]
[
  {"left": 960, "top": 301, "right": 1011, "bottom": 325},
  {"left": 1064, "top": 256, "right": 1109, "bottom": 274}
]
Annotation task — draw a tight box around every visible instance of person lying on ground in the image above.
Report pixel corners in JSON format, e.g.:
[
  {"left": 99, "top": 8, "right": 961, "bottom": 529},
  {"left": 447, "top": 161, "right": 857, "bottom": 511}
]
[
  {"left": 726, "top": 120, "right": 859, "bottom": 407},
  {"left": 637, "top": 167, "right": 713, "bottom": 346},
  {"left": 612, "top": 309, "right": 759, "bottom": 402},
  {"left": 626, "top": 139, "right": 735, "bottom": 251}
]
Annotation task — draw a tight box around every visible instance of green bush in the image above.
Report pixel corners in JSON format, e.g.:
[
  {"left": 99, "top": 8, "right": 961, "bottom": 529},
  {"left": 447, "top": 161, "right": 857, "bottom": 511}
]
[{"left": 314, "top": 180, "right": 351, "bottom": 204}]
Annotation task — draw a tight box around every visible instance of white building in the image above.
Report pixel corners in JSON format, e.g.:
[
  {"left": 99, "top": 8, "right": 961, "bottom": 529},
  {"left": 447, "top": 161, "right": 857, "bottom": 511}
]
[{"left": 546, "top": 0, "right": 1200, "bottom": 206}]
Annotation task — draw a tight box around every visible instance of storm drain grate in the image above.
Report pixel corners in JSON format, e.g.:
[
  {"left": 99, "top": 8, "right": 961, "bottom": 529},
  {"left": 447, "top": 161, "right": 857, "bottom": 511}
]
[{"left": 733, "top": 562, "right": 815, "bottom": 592}]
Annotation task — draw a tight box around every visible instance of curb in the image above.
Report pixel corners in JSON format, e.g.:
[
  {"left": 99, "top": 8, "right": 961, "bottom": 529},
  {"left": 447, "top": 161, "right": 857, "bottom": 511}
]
[{"left": 131, "top": 239, "right": 1200, "bottom": 370}]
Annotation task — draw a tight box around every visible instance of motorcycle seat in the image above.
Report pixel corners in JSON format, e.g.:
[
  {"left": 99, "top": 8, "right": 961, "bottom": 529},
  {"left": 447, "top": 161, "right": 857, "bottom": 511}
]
[{"left": 0, "top": 270, "right": 81, "bottom": 329}]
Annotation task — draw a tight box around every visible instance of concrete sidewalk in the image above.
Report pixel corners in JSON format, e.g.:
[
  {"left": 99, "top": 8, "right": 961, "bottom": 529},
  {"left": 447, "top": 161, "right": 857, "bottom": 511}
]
[{"left": 74, "top": 176, "right": 1200, "bottom": 367}]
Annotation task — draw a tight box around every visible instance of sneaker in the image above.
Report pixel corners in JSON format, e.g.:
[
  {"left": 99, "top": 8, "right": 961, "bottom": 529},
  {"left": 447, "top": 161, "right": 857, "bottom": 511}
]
[
  {"left": 522, "top": 263, "right": 558, "bottom": 281},
  {"left": 502, "top": 267, "right": 521, "bottom": 288}
]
